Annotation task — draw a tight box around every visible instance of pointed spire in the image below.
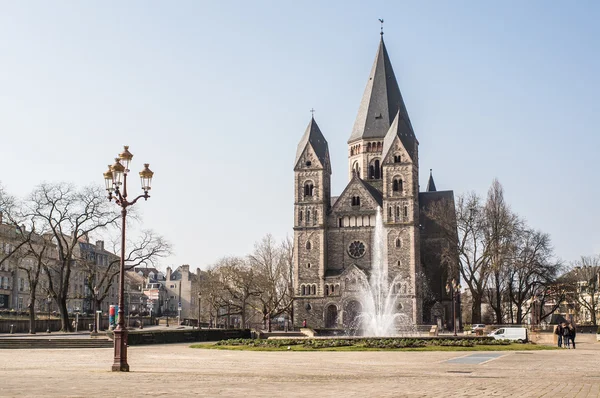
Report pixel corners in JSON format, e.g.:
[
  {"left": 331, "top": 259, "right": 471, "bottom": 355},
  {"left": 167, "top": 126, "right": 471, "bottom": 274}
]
[
  {"left": 426, "top": 169, "right": 437, "bottom": 192},
  {"left": 295, "top": 117, "right": 330, "bottom": 170},
  {"left": 348, "top": 37, "right": 414, "bottom": 143},
  {"left": 381, "top": 110, "right": 417, "bottom": 162}
]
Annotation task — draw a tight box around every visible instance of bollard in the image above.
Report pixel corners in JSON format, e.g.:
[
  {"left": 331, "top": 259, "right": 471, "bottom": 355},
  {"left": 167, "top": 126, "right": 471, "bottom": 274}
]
[{"left": 9, "top": 325, "right": 14, "bottom": 334}]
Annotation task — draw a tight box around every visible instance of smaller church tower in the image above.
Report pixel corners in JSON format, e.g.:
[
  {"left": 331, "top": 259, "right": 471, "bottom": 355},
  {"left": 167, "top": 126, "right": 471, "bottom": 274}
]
[{"left": 293, "top": 117, "right": 331, "bottom": 321}]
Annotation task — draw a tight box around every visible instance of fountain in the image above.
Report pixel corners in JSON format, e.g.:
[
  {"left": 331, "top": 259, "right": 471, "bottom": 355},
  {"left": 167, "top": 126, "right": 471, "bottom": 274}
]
[{"left": 354, "top": 206, "right": 416, "bottom": 336}]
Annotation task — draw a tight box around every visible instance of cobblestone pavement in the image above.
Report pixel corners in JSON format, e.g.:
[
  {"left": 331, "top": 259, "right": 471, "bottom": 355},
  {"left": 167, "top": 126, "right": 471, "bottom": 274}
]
[{"left": 0, "top": 336, "right": 598, "bottom": 397}]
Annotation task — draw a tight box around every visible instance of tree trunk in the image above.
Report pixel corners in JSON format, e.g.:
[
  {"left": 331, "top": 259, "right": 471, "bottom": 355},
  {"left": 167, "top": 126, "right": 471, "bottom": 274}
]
[
  {"left": 28, "top": 299, "right": 36, "bottom": 334},
  {"left": 267, "top": 316, "right": 272, "bottom": 332},
  {"left": 494, "top": 273, "right": 502, "bottom": 324},
  {"left": 471, "top": 295, "right": 482, "bottom": 324},
  {"left": 57, "top": 296, "right": 71, "bottom": 332}
]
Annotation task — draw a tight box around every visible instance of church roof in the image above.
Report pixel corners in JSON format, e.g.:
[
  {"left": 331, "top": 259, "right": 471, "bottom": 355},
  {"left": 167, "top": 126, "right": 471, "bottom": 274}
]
[
  {"left": 295, "top": 117, "right": 330, "bottom": 168},
  {"left": 381, "top": 110, "right": 417, "bottom": 162},
  {"left": 358, "top": 179, "right": 383, "bottom": 206},
  {"left": 348, "top": 37, "right": 414, "bottom": 143},
  {"left": 426, "top": 169, "right": 437, "bottom": 192}
]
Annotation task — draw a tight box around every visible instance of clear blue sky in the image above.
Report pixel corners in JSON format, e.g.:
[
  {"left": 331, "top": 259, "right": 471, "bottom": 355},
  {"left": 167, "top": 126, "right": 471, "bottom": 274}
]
[{"left": 0, "top": 1, "right": 598, "bottom": 269}]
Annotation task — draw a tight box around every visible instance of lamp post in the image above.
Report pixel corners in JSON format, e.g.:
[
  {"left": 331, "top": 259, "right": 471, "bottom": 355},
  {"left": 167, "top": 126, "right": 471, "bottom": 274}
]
[
  {"left": 197, "top": 292, "right": 202, "bottom": 329},
  {"left": 165, "top": 298, "right": 170, "bottom": 327},
  {"left": 46, "top": 295, "right": 51, "bottom": 334},
  {"left": 446, "top": 279, "right": 461, "bottom": 337},
  {"left": 103, "top": 145, "right": 154, "bottom": 373}
]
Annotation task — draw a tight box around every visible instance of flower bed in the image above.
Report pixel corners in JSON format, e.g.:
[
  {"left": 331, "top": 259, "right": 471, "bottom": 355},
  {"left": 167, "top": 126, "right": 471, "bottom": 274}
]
[{"left": 215, "top": 337, "right": 511, "bottom": 349}]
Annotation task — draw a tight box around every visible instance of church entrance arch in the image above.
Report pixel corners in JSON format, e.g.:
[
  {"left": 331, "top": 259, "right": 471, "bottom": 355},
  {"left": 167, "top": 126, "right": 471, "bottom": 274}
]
[
  {"left": 343, "top": 300, "right": 362, "bottom": 330},
  {"left": 325, "top": 305, "right": 338, "bottom": 329}
]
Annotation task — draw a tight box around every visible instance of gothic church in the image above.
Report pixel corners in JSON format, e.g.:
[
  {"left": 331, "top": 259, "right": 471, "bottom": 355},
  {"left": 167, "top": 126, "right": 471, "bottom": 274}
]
[{"left": 293, "top": 34, "right": 458, "bottom": 330}]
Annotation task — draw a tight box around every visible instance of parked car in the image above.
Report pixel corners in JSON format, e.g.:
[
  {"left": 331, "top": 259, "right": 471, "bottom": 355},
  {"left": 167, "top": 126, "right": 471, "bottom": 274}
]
[
  {"left": 472, "top": 324, "right": 486, "bottom": 331},
  {"left": 488, "top": 327, "right": 528, "bottom": 342}
]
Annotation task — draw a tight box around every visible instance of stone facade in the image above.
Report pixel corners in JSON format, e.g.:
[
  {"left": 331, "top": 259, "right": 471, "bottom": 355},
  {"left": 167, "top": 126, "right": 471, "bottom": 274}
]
[{"left": 293, "top": 35, "right": 459, "bottom": 330}]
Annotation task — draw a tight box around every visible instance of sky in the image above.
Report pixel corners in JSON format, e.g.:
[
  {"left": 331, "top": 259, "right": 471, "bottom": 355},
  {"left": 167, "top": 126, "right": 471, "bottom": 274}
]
[{"left": 0, "top": 1, "right": 598, "bottom": 270}]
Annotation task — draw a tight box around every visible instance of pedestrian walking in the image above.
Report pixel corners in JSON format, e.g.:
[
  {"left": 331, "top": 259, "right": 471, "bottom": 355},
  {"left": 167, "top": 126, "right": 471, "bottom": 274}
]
[
  {"left": 562, "top": 323, "right": 571, "bottom": 348},
  {"left": 568, "top": 324, "right": 577, "bottom": 349},
  {"left": 555, "top": 323, "right": 563, "bottom": 348}
]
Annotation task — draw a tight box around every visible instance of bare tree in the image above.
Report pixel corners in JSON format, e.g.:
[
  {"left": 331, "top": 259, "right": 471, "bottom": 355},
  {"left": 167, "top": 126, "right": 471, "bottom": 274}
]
[
  {"left": 214, "top": 256, "right": 261, "bottom": 328},
  {"left": 427, "top": 192, "right": 491, "bottom": 323},
  {"left": 484, "top": 179, "right": 520, "bottom": 324},
  {"left": 82, "top": 230, "right": 171, "bottom": 331},
  {"left": 248, "top": 234, "right": 293, "bottom": 332},
  {"left": 23, "top": 183, "right": 119, "bottom": 331},
  {"left": 562, "top": 256, "right": 600, "bottom": 325},
  {"left": 506, "top": 229, "right": 558, "bottom": 324}
]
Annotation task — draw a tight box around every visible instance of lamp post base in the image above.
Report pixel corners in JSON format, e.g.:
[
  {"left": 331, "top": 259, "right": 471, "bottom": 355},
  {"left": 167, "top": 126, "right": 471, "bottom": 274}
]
[{"left": 111, "top": 328, "right": 129, "bottom": 372}]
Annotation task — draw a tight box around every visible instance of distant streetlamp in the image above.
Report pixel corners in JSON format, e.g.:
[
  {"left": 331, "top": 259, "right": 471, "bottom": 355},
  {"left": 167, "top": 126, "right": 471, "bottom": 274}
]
[
  {"left": 165, "top": 298, "right": 170, "bottom": 327},
  {"left": 446, "top": 279, "right": 461, "bottom": 337},
  {"left": 197, "top": 292, "right": 202, "bottom": 328},
  {"left": 46, "top": 295, "right": 52, "bottom": 334},
  {"left": 103, "top": 145, "right": 154, "bottom": 373}
]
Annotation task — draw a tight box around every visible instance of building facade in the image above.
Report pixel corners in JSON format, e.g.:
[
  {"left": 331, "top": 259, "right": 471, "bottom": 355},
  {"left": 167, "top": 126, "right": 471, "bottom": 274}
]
[{"left": 293, "top": 34, "right": 459, "bottom": 329}]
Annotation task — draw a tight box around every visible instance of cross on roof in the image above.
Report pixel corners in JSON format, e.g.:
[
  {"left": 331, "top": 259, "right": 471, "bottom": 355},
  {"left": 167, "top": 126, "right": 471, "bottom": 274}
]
[{"left": 310, "top": 108, "right": 315, "bottom": 117}]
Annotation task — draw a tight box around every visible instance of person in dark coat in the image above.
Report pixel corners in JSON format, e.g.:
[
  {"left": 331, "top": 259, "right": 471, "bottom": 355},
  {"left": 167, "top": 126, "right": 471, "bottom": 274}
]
[
  {"left": 555, "top": 323, "right": 563, "bottom": 347},
  {"left": 568, "top": 324, "right": 577, "bottom": 349},
  {"left": 562, "top": 323, "right": 571, "bottom": 348}
]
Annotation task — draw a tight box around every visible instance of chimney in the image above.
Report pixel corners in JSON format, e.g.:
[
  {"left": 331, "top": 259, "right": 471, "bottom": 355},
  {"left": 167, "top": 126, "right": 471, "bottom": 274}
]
[{"left": 96, "top": 240, "right": 104, "bottom": 251}]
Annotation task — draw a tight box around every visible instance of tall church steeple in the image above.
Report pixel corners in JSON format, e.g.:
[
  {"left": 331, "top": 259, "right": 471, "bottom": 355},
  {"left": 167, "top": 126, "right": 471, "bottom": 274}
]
[
  {"left": 426, "top": 169, "right": 437, "bottom": 192},
  {"left": 348, "top": 37, "right": 414, "bottom": 143}
]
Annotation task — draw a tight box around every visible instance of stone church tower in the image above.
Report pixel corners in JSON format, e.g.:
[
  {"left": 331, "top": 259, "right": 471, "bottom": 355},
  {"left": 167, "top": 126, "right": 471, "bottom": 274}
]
[{"left": 293, "top": 34, "right": 458, "bottom": 330}]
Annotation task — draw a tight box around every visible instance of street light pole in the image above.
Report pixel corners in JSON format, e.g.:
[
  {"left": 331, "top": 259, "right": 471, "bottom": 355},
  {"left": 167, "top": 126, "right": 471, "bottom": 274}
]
[
  {"left": 197, "top": 292, "right": 202, "bottom": 328},
  {"left": 165, "top": 298, "right": 170, "bottom": 327},
  {"left": 446, "top": 279, "right": 461, "bottom": 337},
  {"left": 46, "top": 295, "right": 51, "bottom": 334},
  {"left": 103, "top": 146, "right": 154, "bottom": 373}
]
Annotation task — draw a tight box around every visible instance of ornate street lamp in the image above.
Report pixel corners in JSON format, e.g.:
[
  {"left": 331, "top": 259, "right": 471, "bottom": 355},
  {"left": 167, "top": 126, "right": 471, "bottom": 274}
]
[
  {"left": 446, "top": 279, "right": 461, "bottom": 337},
  {"left": 103, "top": 145, "right": 154, "bottom": 372}
]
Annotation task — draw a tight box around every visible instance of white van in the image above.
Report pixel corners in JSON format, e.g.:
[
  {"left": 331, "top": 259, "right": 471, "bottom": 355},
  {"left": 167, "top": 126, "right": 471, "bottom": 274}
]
[{"left": 488, "top": 327, "right": 528, "bottom": 342}]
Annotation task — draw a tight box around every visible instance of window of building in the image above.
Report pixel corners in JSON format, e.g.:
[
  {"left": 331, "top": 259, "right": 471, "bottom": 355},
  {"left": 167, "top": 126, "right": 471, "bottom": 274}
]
[
  {"left": 395, "top": 238, "right": 401, "bottom": 248},
  {"left": 351, "top": 196, "right": 361, "bottom": 206},
  {"left": 306, "top": 241, "right": 311, "bottom": 250},
  {"left": 299, "top": 211, "right": 303, "bottom": 222},
  {"left": 404, "top": 206, "right": 408, "bottom": 218},
  {"left": 394, "top": 155, "right": 401, "bottom": 163},
  {"left": 304, "top": 182, "right": 314, "bottom": 197},
  {"left": 311, "top": 285, "right": 316, "bottom": 295},
  {"left": 306, "top": 210, "right": 311, "bottom": 222}
]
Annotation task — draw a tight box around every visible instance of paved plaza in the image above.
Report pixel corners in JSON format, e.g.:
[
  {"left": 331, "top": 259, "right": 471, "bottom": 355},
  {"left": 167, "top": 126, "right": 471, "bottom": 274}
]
[{"left": 0, "top": 336, "right": 599, "bottom": 397}]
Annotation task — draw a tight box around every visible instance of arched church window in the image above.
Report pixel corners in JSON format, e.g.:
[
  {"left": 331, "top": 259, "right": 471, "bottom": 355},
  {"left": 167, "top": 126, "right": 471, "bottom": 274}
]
[
  {"left": 396, "top": 206, "right": 400, "bottom": 218},
  {"left": 353, "top": 161, "right": 361, "bottom": 177},
  {"left": 311, "top": 285, "right": 316, "bottom": 295},
  {"left": 306, "top": 241, "right": 311, "bottom": 250},
  {"left": 395, "top": 238, "right": 401, "bottom": 248},
  {"left": 301, "top": 285, "right": 306, "bottom": 296},
  {"left": 299, "top": 211, "right": 303, "bottom": 222},
  {"left": 377, "top": 142, "right": 382, "bottom": 151},
  {"left": 369, "top": 165, "right": 375, "bottom": 179},
  {"left": 307, "top": 210, "right": 311, "bottom": 222},
  {"left": 325, "top": 285, "right": 329, "bottom": 296},
  {"left": 305, "top": 161, "right": 312, "bottom": 167},
  {"left": 394, "top": 155, "right": 401, "bottom": 163},
  {"left": 393, "top": 180, "right": 398, "bottom": 192},
  {"left": 374, "top": 160, "right": 381, "bottom": 179},
  {"left": 351, "top": 196, "right": 361, "bottom": 206},
  {"left": 304, "top": 182, "right": 314, "bottom": 197},
  {"left": 367, "top": 143, "right": 372, "bottom": 152},
  {"left": 404, "top": 206, "right": 408, "bottom": 218},
  {"left": 314, "top": 210, "right": 318, "bottom": 223},
  {"left": 388, "top": 207, "right": 392, "bottom": 218}
]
